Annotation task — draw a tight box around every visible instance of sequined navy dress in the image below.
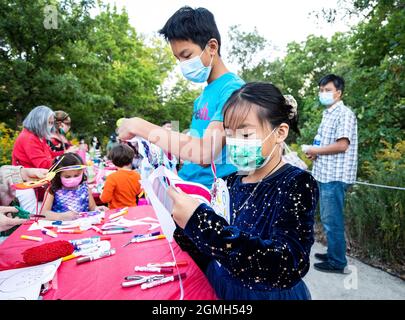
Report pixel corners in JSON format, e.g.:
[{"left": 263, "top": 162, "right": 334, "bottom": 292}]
[{"left": 174, "top": 164, "right": 319, "bottom": 300}]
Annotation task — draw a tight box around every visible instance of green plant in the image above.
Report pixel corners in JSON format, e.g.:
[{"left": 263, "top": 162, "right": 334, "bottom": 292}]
[{"left": 0, "top": 123, "right": 18, "bottom": 166}]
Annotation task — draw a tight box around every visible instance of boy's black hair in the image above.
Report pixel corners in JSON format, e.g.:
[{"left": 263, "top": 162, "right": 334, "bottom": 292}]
[
  {"left": 159, "top": 6, "right": 222, "bottom": 56},
  {"left": 50, "top": 153, "right": 86, "bottom": 195},
  {"left": 318, "top": 74, "right": 345, "bottom": 94},
  {"left": 108, "top": 144, "right": 135, "bottom": 168}
]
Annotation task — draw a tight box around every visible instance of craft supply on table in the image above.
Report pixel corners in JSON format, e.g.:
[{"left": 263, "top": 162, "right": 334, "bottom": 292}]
[
  {"left": 134, "top": 266, "right": 173, "bottom": 274},
  {"left": 121, "top": 274, "right": 165, "bottom": 288},
  {"left": 108, "top": 207, "right": 128, "bottom": 220},
  {"left": 69, "top": 236, "right": 111, "bottom": 247},
  {"left": 40, "top": 227, "right": 58, "bottom": 238},
  {"left": 20, "top": 235, "right": 43, "bottom": 242},
  {"left": 22, "top": 240, "right": 74, "bottom": 266},
  {"left": 147, "top": 261, "right": 188, "bottom": 268},
  {"left": 56, "top": 229, "right": 83, "bottom": 234},
  {"left": 140, "top": 273, "right": 187, "bottom": 290},
  {"left": 131, "top": 234, "right": 165, "bottom": 243},
  {"left": 122, "top": 231, "right": 161, "bottom": 247},
  {"left": 13, "top": 205, "right": 32, "bottom": 219},
  {"left": 102, "top": 229, "right": 132, "bottom": 235},
  {"left": 76, "top": 248, "right": 116, "bottom": 265},
  {"left": 62, "top": 240, "right": 111, "bottom": 262}
]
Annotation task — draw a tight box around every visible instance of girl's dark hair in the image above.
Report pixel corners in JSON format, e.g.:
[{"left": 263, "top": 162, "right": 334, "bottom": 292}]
[
  {"left": 223, "top": 82, "right": 300, "bottom": 135},
  {"left": 159, "top": 6, "right": 222, "bottom": 56},
  {"left": 49, "top": 152, "right": 86, "bottom": 195}
]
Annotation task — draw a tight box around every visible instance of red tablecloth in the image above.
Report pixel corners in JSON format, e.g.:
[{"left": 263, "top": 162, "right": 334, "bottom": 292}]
[{"left": 0, "top": 206, "right": 217, "bottom": 300}]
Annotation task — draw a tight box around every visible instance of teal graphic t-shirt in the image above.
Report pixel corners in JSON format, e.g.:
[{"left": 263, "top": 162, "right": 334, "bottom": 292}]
[{"left": 179, "top": 72, "right": 245, "bottom": 188}]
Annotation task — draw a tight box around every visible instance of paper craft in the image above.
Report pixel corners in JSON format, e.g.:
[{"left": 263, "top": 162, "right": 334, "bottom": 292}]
[
  {"left": 283, "top": 143, "right": 308, "bottom": 170},
  {"left": 101, "top": 217, "right": 160, "bottom": 231},
  {"left": 12, "top": 154, "right": 87, "bottom": 190},
  {"left": 28, "top": 212, "right": 104, "bottom": 232},
  {"left": 210, "top": 177, "right": 231, "bottom": 224},
  {"left": 0, "top": 259, "right": 61, "bottom": 300}
]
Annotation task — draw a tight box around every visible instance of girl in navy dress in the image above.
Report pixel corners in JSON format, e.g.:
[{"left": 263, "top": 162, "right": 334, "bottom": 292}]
[{"left": 168, "top": 82, "right": 319, "bottom": 300}]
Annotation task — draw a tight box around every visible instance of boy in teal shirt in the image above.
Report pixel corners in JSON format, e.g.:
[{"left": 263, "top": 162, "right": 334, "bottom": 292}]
[{"left": 118, "top": 6, "right": 244, "bottom": 188}]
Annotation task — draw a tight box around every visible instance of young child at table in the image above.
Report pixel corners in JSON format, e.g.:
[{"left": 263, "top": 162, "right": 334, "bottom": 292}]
[
  {"left": 100, "top": 144, "right": 142, "bottom": 209},
  {"left": 167, "top": 82, "right": 319, "bottom": 300},
  {"left": 41, "top": 153, "right": 97, "bottom": 221}
]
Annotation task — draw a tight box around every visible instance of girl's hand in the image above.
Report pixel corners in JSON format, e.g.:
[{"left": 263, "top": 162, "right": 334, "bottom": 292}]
[
  {"left": 96, "top": 206, "right": 108, "bottom": 211},
  {"left": 62, "top": 211, "right": 81, "bottom": 221},
  {"left": 167, "top": 186, "right": 201, "bottom": 229}
]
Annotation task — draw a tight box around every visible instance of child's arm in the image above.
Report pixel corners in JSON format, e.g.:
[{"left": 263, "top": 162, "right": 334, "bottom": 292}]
[
  {"left": 169, "top": 172, "right": 319, "bottom": 284},
  {"left": 99, "top": 177, "right": 115, "bottom": 205},
  {"left": 40, "top": 191, "right": 80, "bottom": 221},
  {"left": 88, "top": 187, "right": 96, "bottom": 211}
]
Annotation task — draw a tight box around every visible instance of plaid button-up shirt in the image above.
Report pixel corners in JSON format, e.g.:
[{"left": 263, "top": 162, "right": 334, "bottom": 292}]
[{"left": 312, "top": 101, "right": 358, "bottom": 184}]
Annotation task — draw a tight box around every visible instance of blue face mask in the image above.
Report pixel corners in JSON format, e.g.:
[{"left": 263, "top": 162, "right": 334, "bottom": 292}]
[
  {"left": 180, "top": 47, "right": 213, "bottom": 83},
  {"left": 319, "top": 92, "right": 335, "bottom": 106}
]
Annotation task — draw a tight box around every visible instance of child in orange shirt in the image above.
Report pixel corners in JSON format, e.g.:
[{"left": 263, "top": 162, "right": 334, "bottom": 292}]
[{"left": 100, "top": 144, "right": 142, "bottom": 209}]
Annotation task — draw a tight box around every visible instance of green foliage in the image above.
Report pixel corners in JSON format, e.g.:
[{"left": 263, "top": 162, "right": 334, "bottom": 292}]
[
  {"left": 159, "top": 78, "right": 201, "bottom": 132},
  {"left": 0, "top": 0, "right": 179, "bottom": 141},
  {"left": 0, "top": 122, "right": 18, "bottom": 165}
]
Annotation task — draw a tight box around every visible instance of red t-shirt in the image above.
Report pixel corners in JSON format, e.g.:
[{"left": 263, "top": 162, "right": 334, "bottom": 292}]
[{"left": 12, "top": 128, "right": 60, "bottom": 169}]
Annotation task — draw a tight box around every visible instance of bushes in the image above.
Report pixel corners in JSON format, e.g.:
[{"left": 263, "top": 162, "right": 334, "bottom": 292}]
[
  {"left": 0, "top": 123, "right": 18, "bottom": 166},
  {"left": 345, "top": 140, "right": 405, "bottom": 267}
]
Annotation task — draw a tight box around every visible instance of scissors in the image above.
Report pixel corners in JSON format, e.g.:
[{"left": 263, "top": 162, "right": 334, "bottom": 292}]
[{"left": 122, "top": 274, "right": 165, "bottom": 288}]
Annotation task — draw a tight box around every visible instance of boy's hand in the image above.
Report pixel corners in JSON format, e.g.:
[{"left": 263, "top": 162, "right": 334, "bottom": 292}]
[
  {"left": 117, "top": 118, "right": 140, "bottom": 141},
  {"left": 66, "top": 145, "right": 79, "bottom": 153},
  {"left": 167, "top": 186, "right": 201, "bottom": 229}
]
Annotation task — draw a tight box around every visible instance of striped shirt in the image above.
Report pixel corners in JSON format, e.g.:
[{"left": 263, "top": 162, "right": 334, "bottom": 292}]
[{"left": 312, "top": 101, "right": 358, "bottom": 184}]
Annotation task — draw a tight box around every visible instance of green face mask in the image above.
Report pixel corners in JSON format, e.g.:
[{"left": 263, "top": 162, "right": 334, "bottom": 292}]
[
  {"left": 226, "top": 128, "right": 277, "bottom": 172},
  {"left": 59, "top": 128, "right": 66, "bottom": 135}
]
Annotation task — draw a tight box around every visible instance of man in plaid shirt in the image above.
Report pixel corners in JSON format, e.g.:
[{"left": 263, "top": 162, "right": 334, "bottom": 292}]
[{"left": 305, "top": 74, "right": 358, "bottom": 274}]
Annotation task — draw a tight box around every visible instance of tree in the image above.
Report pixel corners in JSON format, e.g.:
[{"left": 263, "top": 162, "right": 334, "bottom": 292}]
[{"left": 0, "top": 0, "right": 96, "bottom": 126}]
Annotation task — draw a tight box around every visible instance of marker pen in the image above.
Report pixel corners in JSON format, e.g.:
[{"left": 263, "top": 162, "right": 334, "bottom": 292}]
[
  {"left": 102, "top": 229, "right": 132, "bottom": 235},
  {"left": 134, "top": 266, "right": 173, "bottom": 274},
  {"left": 76, "top": 248, "right": 116, "bottom": 264},
  {"left": 69, "top": 236, "right": 111, "bottom": 246},
  {"left": 57, "top": 229, "right": 82, "bottom": 234},
  {"left": 147, "top": 261, "right": 188, "bottom": 268},
  {"left": 109, "top": 208, "right": 128, "bottom": 220},
  {"left": 132, "top": 235, "right": 166, "bottom": 243},
  {"left": 20, "top": 235, "right": 43, "bottom": 242},
  {"left": 141, "top": 273, "right": 187, "bottom": 290},
  {"left": 41, "top": 228, "right": 58, "bottom": 238},
  {"left": 122, "top": 275, "right": 165, "bottom": 287}
]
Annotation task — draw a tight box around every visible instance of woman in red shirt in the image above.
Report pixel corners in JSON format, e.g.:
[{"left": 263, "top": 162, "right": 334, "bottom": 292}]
[{"left": 12, "top": 106, "right": 67, "bottom": 213}]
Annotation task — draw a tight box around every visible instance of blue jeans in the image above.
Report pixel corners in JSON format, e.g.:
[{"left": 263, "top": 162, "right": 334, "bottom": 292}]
[{"left": 318, "top": 181, "right": 350, "bottom": 269}]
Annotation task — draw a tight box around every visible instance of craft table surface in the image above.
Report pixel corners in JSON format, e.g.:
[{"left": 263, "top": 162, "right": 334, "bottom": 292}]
[{"left": 0, "top": 205, "right": 217, "bottom": 300}]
